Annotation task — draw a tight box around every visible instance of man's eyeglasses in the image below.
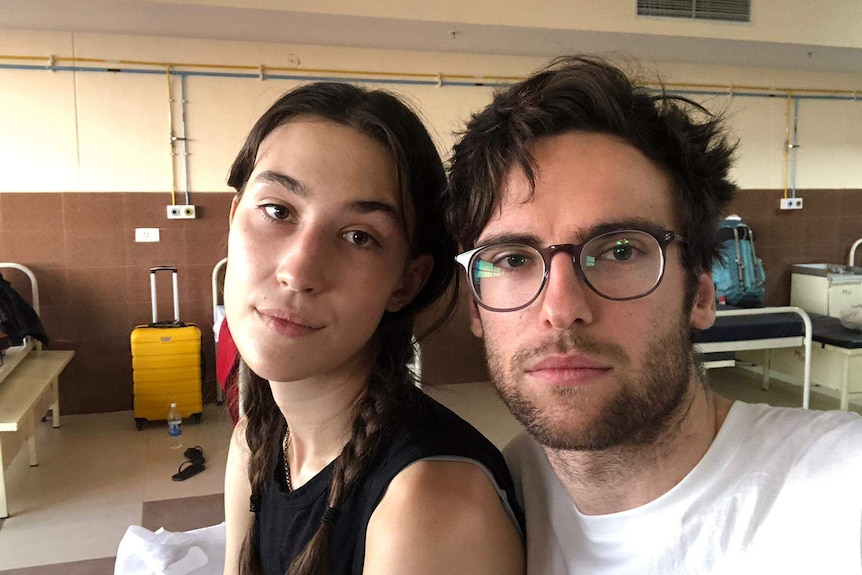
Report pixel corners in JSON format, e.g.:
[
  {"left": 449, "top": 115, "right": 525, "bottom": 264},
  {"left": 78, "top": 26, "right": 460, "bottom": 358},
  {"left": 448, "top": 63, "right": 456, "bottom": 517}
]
[{"left": 455, "top": 228, "right": 685, "bottom": 312}]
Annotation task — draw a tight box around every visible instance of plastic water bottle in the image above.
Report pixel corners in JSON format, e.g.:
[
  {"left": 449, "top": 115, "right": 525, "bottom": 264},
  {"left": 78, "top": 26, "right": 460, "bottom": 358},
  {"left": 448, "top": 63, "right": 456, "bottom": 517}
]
[{"left": 168, "top": 403, "right": 183, "bottom": 449}]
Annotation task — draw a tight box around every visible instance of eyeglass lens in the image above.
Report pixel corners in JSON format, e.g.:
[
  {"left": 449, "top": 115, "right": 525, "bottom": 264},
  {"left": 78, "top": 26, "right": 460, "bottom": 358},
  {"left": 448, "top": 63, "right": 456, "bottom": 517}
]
[{"left": 469, "top": 230, "right": 665, "bottom": 310}]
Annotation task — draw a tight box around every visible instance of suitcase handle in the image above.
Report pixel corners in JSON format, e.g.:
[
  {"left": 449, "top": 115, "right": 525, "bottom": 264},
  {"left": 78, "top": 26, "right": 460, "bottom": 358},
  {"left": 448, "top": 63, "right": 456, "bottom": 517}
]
[{"left": 150, "top": 267, "right": 180, "bottom": 324}]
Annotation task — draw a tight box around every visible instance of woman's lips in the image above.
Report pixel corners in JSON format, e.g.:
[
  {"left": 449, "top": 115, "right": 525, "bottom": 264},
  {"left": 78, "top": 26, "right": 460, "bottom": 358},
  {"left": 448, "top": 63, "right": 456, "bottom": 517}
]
[{"left": 256, "top": 308, "right": 324, "bottom": 337}]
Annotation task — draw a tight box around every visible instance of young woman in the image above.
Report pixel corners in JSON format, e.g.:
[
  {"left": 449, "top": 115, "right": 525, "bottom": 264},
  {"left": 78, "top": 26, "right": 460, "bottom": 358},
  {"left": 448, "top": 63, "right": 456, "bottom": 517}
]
[{"left": 222, "top": 83, "right": 525, "bottom": 575}]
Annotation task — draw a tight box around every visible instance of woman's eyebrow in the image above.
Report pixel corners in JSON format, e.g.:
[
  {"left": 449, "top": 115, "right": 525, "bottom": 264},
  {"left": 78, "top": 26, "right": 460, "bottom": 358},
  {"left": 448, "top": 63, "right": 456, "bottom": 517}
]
[
  {"left": 255, "top": 170, "right": 309, "bottom": 196},
  {"left": 255, "top": 170, "right": 401, "bottom": 223},
  {"left": 348, "top": 200, "right": 401, "bottom": 223}
]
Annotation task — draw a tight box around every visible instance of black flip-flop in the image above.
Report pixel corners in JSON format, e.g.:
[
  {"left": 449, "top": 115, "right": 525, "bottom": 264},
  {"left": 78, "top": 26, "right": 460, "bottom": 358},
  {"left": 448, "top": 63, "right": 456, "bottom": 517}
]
[
  {"left": 183, "top": 446, "right": 206, "bottom": 465},
  {"left": 172, "top": 460, "right": 206, "bottom": 481}
]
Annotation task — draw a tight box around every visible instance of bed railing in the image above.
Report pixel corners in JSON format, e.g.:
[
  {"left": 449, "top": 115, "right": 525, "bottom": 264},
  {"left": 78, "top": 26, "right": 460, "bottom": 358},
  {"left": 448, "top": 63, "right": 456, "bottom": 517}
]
[
  {"left": 714, "top": 306, "right": 813, "bottom": 408},
  {"left": 850, "top": 238, "right": 862, "bottom": 267},
  {"left": 0, "top": 262, "right": 39, "bottom": 315}
]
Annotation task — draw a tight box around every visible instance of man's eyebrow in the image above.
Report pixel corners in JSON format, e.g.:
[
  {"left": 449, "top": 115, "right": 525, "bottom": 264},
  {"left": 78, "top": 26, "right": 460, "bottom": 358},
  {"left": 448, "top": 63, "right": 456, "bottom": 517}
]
[
  {"left": 254, "top": 170, "right": 309, "bottom": 196},
  {"left": 584, "top": 219, "right": 668, "bottom": 239},
  {"left": 476, "top": 219, "right": 669, "bottom": 247},
  {"left": 476, "top": 232, "right": 543, "bottom": 248}
]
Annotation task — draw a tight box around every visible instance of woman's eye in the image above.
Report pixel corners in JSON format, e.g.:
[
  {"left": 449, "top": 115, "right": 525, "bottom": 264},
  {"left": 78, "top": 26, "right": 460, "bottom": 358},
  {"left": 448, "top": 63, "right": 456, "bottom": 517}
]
[
  {"left": 343, "top": 230, "right": 376, "bottom": 247},
  {"left": 263, "top": 204, "right": 290, "bottom": 221}
]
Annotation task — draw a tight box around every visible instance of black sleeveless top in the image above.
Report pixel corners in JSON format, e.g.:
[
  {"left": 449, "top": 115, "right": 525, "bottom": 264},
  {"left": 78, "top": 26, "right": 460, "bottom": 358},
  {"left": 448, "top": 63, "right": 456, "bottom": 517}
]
[{"left": 256, "top": 390, "right": 524, "bottom": 575}]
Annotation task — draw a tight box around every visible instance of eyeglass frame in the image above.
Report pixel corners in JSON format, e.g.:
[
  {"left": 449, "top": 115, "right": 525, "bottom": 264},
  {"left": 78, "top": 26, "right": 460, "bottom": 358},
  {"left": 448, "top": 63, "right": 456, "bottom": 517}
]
[{"left": 455, "top": 227, "right": 686, "bottom": 313}]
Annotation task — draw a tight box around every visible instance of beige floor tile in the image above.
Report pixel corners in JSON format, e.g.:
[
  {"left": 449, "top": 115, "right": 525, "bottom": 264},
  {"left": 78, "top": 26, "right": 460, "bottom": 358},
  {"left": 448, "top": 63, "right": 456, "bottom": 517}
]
[
  {"left": 0, "top": 404, "right": 233, "bottom": 570},
  {"left": 1, "top": 370, "right": 857, "bottom": 571}
]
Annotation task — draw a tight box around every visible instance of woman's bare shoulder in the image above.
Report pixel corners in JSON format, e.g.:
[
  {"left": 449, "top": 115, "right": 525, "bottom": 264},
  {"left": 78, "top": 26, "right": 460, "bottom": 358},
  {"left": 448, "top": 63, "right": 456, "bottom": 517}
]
[{"left": 362, "top": 459, "right": 524, "bottom": 575}]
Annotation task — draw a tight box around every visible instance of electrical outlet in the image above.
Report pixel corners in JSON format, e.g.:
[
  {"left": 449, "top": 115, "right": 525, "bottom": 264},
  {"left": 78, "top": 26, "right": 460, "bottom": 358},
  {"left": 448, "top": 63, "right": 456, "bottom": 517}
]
[
  {"left": 166, "top": 205, "right": 197, "bottom": 219},
  {"left": 779, "top": 197, "right": 803, "bottom": 210},
  {"left": 134, "top": 228, "right": 160, "bottom": 242}
]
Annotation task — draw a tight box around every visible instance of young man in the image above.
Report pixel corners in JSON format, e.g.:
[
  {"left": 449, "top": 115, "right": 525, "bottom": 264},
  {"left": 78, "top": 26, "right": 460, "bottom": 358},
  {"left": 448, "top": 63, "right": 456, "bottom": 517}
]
[{"left": 446, "top": 55, "right": 862, "bottom": 574}]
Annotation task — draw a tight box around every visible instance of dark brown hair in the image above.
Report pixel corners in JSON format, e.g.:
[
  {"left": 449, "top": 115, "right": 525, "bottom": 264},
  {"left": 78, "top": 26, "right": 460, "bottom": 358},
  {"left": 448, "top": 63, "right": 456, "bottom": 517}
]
[
  {"left": 228, "top": 82, "right": 457, "bottom": 575},
  {"left": 446, "top": 55, "right": 737, "bottom": 287}
]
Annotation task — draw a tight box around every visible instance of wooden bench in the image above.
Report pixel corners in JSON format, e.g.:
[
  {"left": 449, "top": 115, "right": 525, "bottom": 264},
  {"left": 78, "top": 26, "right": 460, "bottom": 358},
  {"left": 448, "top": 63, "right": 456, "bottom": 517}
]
[{"left": 0, "top": 349, "right": 74, "bottom": 518}]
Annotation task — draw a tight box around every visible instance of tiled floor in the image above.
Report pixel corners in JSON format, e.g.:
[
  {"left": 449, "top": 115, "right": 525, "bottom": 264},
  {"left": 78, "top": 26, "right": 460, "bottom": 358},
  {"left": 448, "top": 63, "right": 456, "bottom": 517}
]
[
  {"left": 0, "top": 370, "right": 859, "bottom": 572},
  {"left": 0, "top": 404, "right": 234, "bottom": 571}
]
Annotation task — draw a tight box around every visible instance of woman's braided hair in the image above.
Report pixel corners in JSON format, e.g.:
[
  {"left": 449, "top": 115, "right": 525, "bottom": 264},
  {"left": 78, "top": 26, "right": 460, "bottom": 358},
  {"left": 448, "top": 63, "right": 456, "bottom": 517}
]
[{"left": 227, "top": 82, "right": 457, "bottom": 575}]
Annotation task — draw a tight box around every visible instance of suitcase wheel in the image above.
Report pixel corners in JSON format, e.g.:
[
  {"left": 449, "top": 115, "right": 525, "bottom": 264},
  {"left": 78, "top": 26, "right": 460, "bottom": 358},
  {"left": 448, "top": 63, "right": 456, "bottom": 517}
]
[
  {"left": 135, "top": 418, "right": 146, "bottom": 431},
  {"left": 192, "top": 412, "right": 202, "bottom": 424}
]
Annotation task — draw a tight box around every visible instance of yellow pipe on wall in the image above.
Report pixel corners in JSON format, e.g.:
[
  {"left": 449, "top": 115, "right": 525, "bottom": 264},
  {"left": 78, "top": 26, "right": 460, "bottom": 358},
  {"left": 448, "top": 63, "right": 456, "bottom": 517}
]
[
  {"left": 1, "top": 53, "right": 857, "bottom": 96},
  {"left": 782, "top": 94, "right": 793, "bottom": 199},
  {"left": 166, "top": 67, "right": 177, "bottom": 207}
]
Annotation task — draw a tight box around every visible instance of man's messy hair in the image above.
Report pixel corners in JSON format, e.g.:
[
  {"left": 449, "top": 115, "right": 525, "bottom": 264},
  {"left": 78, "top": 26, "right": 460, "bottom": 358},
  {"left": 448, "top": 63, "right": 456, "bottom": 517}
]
[{"left": 446, "top": 55, "right": 737, "bottom": 280}]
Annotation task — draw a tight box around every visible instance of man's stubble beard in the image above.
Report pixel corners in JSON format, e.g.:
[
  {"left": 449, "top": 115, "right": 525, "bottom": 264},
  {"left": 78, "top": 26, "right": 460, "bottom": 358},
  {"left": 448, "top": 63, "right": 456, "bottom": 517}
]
[{"left": 485, "top": 315, "right": 695, "bottom": 451}]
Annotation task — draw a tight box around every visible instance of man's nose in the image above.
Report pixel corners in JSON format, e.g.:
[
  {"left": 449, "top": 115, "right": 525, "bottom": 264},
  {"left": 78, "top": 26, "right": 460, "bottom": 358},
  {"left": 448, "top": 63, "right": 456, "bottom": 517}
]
[{"left": 538, "top": 253, "right": 594, "bottom": 329}]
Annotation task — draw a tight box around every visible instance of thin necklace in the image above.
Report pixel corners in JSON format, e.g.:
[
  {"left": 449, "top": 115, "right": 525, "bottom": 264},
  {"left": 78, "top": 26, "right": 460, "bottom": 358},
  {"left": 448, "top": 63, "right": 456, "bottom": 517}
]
[{"left": 283, "top": 427, "right": 293, "bottom": 492}]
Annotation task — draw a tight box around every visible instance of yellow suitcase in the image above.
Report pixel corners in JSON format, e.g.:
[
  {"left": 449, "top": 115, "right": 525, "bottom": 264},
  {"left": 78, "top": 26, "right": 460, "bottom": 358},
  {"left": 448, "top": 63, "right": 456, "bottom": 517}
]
[{"left": 131, "top": 266, "right": 203, "bottom": 430}]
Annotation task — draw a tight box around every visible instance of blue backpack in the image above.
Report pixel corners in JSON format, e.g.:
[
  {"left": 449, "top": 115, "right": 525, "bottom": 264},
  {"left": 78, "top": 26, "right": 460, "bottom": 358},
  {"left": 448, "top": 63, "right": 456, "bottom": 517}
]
[{"left": 712, "top": 216, "right": 765, "bottom": 308}]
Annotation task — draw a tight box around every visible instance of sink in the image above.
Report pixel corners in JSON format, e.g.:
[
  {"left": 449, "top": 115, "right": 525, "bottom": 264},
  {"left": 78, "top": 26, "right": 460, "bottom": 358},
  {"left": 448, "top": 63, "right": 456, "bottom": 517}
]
[{"left": 792, "top": 263, "right": 862, "bottom": 280}]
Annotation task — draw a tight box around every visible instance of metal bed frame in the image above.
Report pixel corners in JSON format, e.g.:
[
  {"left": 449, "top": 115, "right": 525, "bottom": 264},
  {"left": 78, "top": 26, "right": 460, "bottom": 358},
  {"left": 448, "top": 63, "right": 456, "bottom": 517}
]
[{"left": 696, "top": 306, "right": 814, "bottom": 408}]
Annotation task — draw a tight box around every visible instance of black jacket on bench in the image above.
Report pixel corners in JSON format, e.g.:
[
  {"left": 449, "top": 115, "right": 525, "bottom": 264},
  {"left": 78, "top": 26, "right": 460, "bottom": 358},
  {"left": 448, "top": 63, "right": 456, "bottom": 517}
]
[{"left": 0, "top": 272, "right": 49, "bottom": 346}]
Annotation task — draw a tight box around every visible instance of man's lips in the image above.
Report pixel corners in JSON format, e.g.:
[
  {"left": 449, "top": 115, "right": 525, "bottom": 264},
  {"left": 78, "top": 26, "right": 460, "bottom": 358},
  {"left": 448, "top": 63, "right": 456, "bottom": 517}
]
[{"left": 525, "top": 355, "right": 612, "bottom": 385}]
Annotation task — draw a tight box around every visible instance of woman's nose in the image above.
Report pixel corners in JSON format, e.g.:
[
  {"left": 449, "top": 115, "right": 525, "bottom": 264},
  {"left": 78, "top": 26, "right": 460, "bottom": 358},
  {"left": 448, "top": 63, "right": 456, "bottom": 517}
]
[{"left": 275, "top": 227, "right": 328, "bottom": 293}]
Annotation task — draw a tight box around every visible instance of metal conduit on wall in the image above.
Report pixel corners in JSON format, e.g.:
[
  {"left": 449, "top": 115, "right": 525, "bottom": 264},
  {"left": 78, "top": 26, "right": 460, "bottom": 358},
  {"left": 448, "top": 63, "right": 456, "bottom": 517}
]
[
  {"left": 1, "top": 54, "right": 861, "bottom": 204},
  {"left": 2, "top": 54, "right": 861, "bottom": 96}
]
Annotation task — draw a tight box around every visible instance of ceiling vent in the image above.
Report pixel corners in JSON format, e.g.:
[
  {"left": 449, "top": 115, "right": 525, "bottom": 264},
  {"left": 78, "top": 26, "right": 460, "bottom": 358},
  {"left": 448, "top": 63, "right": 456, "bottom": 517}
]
[{"left": 638, "top": 0, "right": 751, "bottom": 22}]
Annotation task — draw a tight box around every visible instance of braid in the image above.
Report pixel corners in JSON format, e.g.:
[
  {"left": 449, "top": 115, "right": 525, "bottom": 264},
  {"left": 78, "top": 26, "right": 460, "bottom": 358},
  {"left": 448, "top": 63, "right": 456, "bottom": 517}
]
[
  {"left": 288, "top": 330, "right": 421, "bottom": 575},
  {"left": 225, "top": 82, "right": 457, "bottom": 575},
  {"left": 237, "top": 360, "right": 283, "bottom": 575}
]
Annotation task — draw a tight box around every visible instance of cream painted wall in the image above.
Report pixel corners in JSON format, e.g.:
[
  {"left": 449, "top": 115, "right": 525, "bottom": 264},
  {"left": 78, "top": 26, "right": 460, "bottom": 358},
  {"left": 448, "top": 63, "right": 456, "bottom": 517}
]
[
  {"left": 159, "top": 0, "right": 862, "bottom": 49},
  {"left": 1, "top": 29, "right": 861, "bottom": 194}
]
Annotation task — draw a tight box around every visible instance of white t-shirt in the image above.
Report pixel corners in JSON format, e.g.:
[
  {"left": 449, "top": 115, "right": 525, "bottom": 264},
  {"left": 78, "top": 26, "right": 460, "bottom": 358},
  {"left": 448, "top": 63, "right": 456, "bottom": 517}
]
[{"left": 505, "top": 402, "right": 862, "bottom": 575}]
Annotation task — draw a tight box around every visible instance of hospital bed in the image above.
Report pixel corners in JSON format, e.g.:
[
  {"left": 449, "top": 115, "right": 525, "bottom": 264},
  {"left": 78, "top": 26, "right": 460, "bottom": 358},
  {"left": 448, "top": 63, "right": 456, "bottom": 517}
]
[
  {"left": 0, "top": 263, "right": 75, "bottom": 518},
  {"left": 697, "top": 302, "right": 862, "bottom": 410},
  {"left": 804, "top": 314, "right": 862, "bottom": 409},
  {"left": 695, "top": 306, "right": 814, "bottom": 408}
]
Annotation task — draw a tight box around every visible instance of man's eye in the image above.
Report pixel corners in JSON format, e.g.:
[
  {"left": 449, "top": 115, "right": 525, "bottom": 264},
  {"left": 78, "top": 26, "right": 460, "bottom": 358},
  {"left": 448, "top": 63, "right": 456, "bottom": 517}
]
[
  {"left": 263, "top": 204, "right": 289, "bottom": 220},
  {"left": 611, "top": 243, "right": 633, "bottom": 261},
  {"left": 499, "top": 254, "right": 530, "bottom": 268},
  {"left": 343, "top": 230, "right": 376, "bottom": 247}
]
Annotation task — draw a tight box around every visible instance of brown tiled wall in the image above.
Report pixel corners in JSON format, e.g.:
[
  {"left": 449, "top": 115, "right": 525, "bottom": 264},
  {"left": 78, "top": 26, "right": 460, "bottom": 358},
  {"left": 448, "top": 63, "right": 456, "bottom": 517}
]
[
  {"left": 1, "top": 189, "right": 859, "bottom": 413},
  {"left": 0, "top": 192, "right": 233, "bottom": 416},
  {"left": 725, "top": 189, "right": 862, "bottom": 306}
]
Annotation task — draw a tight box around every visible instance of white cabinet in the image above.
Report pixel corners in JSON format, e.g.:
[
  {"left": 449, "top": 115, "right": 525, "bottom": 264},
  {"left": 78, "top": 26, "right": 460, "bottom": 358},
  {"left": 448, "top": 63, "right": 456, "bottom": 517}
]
[{"left": 790, "top": 264, "right": 862, "bottom": 318}]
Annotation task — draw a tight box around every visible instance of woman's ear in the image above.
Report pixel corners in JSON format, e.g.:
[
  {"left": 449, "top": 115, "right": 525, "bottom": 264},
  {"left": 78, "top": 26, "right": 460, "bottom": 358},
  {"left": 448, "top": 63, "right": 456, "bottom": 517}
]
[
  {"left": 229, "top": 195, "right": 240, "bottom": 225},
  {"left": 386, "top": 254, "right": 433, "bottom": 312}
]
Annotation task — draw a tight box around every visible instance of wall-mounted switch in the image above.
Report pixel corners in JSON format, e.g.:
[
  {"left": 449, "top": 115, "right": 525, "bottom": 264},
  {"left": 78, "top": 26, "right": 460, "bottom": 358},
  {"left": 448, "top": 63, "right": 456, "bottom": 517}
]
[
  {"left": 780, "top": 197, "right": 803, "bottom": 210},
  {"left": 135, "top": 228, "right": 160, "bottom": 242},
  {"left": 166, "top": 205, "right": 197, "bottom": 219}
]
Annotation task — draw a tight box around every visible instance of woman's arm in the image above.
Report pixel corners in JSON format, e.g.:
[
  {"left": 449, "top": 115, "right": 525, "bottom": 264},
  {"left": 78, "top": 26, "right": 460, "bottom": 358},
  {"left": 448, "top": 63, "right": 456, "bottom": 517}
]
[
  {"left": 363, "top": 460, "right": 525, "bottom": 575},
  {"left": 224, "top": 420, "right": 253, "bottom": 575}
]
